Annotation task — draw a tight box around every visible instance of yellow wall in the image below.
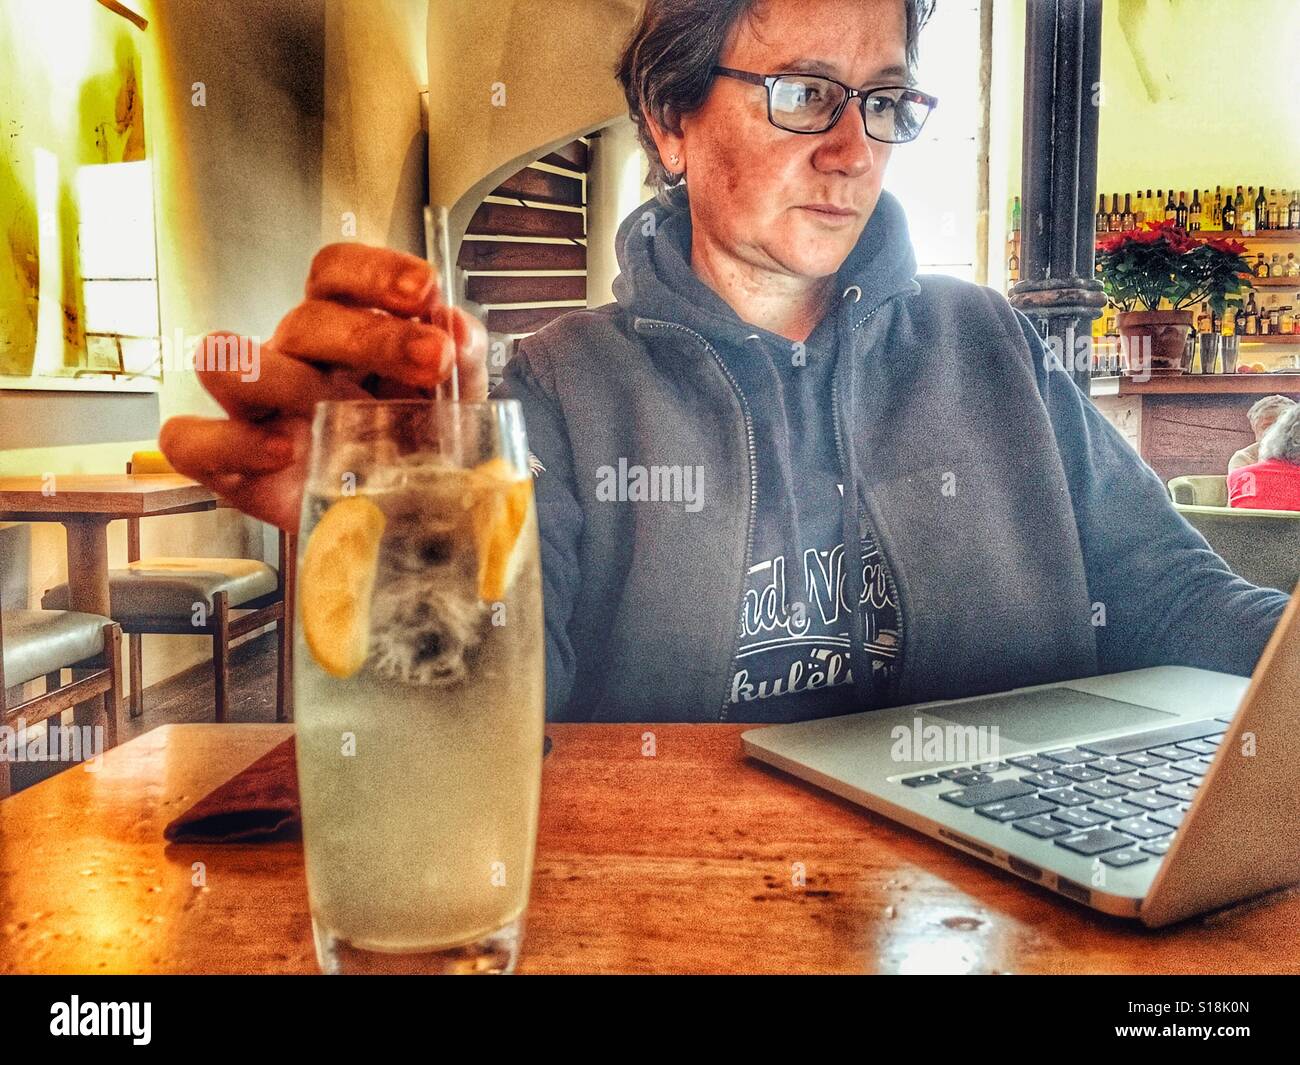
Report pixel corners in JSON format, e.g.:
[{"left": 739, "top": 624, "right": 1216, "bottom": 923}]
[
  {"left": 995, "top": 0, "right": 1300, "bottom": 240},
  {"left": 1096, "top": 0, "right": 1300, "bottom": 193},
  {"left": 322, "top": 0, "right": 429, "bottom": 253}
]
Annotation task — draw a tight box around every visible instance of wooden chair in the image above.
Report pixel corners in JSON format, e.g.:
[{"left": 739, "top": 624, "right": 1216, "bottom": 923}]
[
  {"left": 0, "top": 590, "right": 123, "bottom": 799},
  {"left": 42, "top": 452, "right": 294, "bottom": 723}
]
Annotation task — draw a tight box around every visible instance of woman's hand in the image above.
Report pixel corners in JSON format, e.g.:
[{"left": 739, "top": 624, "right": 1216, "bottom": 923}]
[{"left": 159, "top": 244, "right": 489, "bottom": 533}]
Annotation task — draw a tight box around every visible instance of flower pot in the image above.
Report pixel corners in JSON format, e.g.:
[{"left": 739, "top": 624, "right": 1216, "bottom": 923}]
[{"left": 1117, "top": 310, "right": 1195, "bottom": 376}]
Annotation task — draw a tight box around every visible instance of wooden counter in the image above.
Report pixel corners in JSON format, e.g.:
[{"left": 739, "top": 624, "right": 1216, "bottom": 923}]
[
  {"left": 1100, "top": 375, "right": 1300, "bottom": 482},
  {"left": 1118, "top": 372, "right": 1300, "bottom": 396}
]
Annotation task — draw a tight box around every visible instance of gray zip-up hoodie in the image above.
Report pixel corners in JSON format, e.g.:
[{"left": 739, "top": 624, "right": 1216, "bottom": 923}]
[{"left": 492, "top": 184, "right": 1291, "bottom": 723}]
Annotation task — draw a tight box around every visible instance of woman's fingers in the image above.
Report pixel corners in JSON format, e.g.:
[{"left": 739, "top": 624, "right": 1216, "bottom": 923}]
[
  {"left": 160, "top": 415, "right": 293, "bottom": 479},
  {"left": 194, "top": 333, "right": 369, "bottom": 420},
  {"left": 271, "top": 300, "right": 455, "bottom": 389},
  {"left": 306, "top": 243, "right": 440, "bottom": 320},
  {"left": 159, "top": 415, "right": 311, "bottom": 532}
]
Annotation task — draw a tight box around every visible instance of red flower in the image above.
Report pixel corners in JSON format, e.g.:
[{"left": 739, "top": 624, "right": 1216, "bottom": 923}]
[{"left": 1208, "top": 237, "right": 1248, "bottom": 256}]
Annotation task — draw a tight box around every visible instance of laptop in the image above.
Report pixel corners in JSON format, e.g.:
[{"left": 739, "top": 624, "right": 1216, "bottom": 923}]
[{"left": 741, "top": 583, "right": 1300, "bottom": 927}]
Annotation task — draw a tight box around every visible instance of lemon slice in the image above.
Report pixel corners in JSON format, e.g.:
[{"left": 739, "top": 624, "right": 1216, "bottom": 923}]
[
  {"left": 464, "top": 458, "right": 534, "bottom": 602},
  {"left": 299, "top": 496, "right": 387, "bottom": 677}
]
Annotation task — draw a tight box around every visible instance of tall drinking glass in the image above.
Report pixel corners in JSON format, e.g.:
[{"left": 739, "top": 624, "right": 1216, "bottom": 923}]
[{"left": 293, "top": 399, "right": 545, "bottom": 974}]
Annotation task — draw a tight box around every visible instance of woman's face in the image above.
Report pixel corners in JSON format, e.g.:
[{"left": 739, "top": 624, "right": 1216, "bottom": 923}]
[{"left": 658, "top": 0, "right": 909, "bottom": 283}]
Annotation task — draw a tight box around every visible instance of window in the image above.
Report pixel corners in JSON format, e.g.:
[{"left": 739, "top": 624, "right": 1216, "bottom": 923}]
[
  {"left": 0, "top": 0, "right": 159, "bottom": 393},
  {"left": 884, "top": 1, "right": 988, "bottom": 283}
]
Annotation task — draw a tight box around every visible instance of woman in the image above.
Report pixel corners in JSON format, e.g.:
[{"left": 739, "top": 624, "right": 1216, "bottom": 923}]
[
  {"left": 160, "top": 0, "right": 1289, "bottom": 723},
  {"left": 1229, "top": 404, "right": 1300, "bottom": 512},
  {"left": 1228, "top": 394, "right": 1295, "bottom": 474}
]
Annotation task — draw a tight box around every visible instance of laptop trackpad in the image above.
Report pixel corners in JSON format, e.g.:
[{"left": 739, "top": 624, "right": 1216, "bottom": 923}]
[{"left": 930, "top": 687, "right": 1177, "bottom": 745}]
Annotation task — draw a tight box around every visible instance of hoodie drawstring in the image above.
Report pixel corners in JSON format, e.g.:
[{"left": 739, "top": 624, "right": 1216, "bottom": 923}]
[
  {"left": 742, "top": 333, "right": 808, "bottom": 617},
  {"left": 836, "top": 285, "right": 873, "bottom": 710}
]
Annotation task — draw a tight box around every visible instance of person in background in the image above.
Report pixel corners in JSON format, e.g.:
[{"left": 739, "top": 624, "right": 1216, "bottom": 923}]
[
  {"left": 1229, "top": 404, "right": 1300, "bottom": 512},
  {"left": 1229, "top": 395, "right": 1296, "bottom": 474}
]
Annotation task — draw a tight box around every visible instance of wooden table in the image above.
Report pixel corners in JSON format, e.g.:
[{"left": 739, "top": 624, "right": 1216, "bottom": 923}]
[
  {"left": 2, "top": 723, "right": 1297, "bottom": 974},
  {"left": 0, "top": 474, "right": 217, "bottom": 618}
]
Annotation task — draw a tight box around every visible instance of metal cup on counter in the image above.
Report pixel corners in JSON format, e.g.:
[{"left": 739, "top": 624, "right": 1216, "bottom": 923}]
[
  {"left": 1197, "top": 332, "right": 1219, "bottom": 374},
  {"left": 1220, "top": 335, "right": 1241, "bottom": 375}
]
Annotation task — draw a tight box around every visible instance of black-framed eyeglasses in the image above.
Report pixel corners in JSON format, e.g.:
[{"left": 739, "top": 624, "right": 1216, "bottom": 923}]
[{"left": 712, "top": 66, "right": 938, "bottom": 144}]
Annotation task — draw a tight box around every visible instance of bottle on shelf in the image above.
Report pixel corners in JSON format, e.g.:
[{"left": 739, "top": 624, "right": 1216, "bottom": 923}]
[
  {"left": 1286, "top": 253, "right": 1299, "bottom": 279},
  {"left": 1245, "top": 292, "right": 1260, "bottom": 335},
  {"left": 1189, "top": 189, "right": 1202, "bottom": 231},
  {"left": 1271, "top": 254, "right": 1284, "bottom": 278},
  {"left": 1196, "top": 302, "right": 1212, "bottom": 333},
  {"left": 1241, "top": 189, "right": 1257, "bottom": 236},
  {"left": 1281, "top": 305, "right": 1295, "bottom": 336},
  {"left": 1256, "top": 185, "right": 1270, "bottom": 232},
  {"left": 1122, "top": 193, "right": 1136, "bottom": 232},
  {"left": 1142, "top": 188, "right": 1154, "bottom": 225},
  {"left": 1212, "top": 186, "right": 1223, "bottom": 230},
  {"left": 1110, "top": 194, "right": 1123, "bottom": 232},
  {"left": 1164, "top": 189, "right": 1178, "bottom": 223},
  {"left": 1268, "top": 189, "right": 1281, "bottom": 230},
  {"left": 1223, "top": 189, "right": 1238, "bottom": 231},
  {"left": 1096, "top": 193, "right": 1108, "bottom": 233},
  {"left": 1255, "top": 254, "right": 1270, "bottom": 279},
  {"left": 1290, "top": 190, "right": 1300, "bottom": 230}
]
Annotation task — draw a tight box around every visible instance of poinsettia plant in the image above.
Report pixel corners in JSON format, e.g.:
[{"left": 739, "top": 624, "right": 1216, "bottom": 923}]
[{"left": 1095, "top": 220, "right": 1254, "bottom": 317}]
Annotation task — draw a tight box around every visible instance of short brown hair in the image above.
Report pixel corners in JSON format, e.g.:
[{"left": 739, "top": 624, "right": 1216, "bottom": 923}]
[{"left": 614, "top": 0, "right": 936, "bottom": 200}]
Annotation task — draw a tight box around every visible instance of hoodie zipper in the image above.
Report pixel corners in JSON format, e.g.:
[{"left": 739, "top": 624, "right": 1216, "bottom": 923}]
[
  {"left": 637, "top": 318, "right": 758, "bottom": 721},
  {"left": 834, "top": 300, "right": 909, "bottom": 706}
]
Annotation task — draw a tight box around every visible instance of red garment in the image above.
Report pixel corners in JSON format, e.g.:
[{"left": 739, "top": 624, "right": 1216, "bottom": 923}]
[{"left": 1228, "top": 458, "right": 1300, "bottom": 512}]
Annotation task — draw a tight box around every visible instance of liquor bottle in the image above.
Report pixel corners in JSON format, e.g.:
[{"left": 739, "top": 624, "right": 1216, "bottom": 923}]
[
  {"left": 1176, "top": 191, "right": 1189, "bottom": 229},
  {"left": 1290, "top": 189, "right": 1300, "bottom": 229},
  {"left": 1142, "top": 188, "right": 1154, "bottom": 224},
  {"left": 1196, "top": 303, "right": 1211, "bottom": 333},
  {"left": 1281, "top": 305, "right": 1295, "bottom": 336},
  {"left": 1122, "top": 193, "right": 1135, "bottom": 232},
  {"left": 1212, "top": 186, "right": 1223, "bottom": 230},
  {"left": 1257, "top": 185, "right": 1270, "bottom": 231},
  {"left": 1241, "top": 188, "right": 1257, "bottom": 236},
  {"left": 1110, "top": 194, "right": 1122, "bottom": 232},
  {"left": 1012, "top": 195, "right": 1022, "bottom": 236},
  {"left": 1287, "top": 253, "right": 1299, "bottom": 278},
  {"left": 1096, "top": 193, "right": 1108, "bottom": 233},
  {"left": 1245, "top": 292, "right": 1259, "bottom": 335},
  {"left": 1190, "top": 189, "right": 1202, "bottom": 231},
  {"left": 1223, "top": 189, "right": 1237, "bottom": 231},
  {"left": 1165, "top": 189, "right": 1178, "bottom": 222},
  {"left": 1271, "top": 253, "right": 1283, "bottom": 278},
  {"left": 1268, "top": 190, "right": 1281, "bottom": 230},
  {"left": 1255, "top": 254, "right": 1269, "bottom": 278}
]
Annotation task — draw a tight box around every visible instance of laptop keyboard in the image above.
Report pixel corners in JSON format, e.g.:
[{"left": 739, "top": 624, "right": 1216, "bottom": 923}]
[{"left": 900, "top": 718, "right": 1230, "bottom": 869}]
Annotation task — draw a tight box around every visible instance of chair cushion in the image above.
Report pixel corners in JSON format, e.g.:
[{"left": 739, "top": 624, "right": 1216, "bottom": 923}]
[
  {"left": 1174, "top": 504, "right": 1300, "bottom": 593},
  {"left": 1168, "top": 475, "right": 1229, "bottom": 508},
  {"left": 43, "top": 558, "right": 279, "bottom": 619},
  {"left": 2, "top": 609, "right": 109, "bottom": 688}
]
